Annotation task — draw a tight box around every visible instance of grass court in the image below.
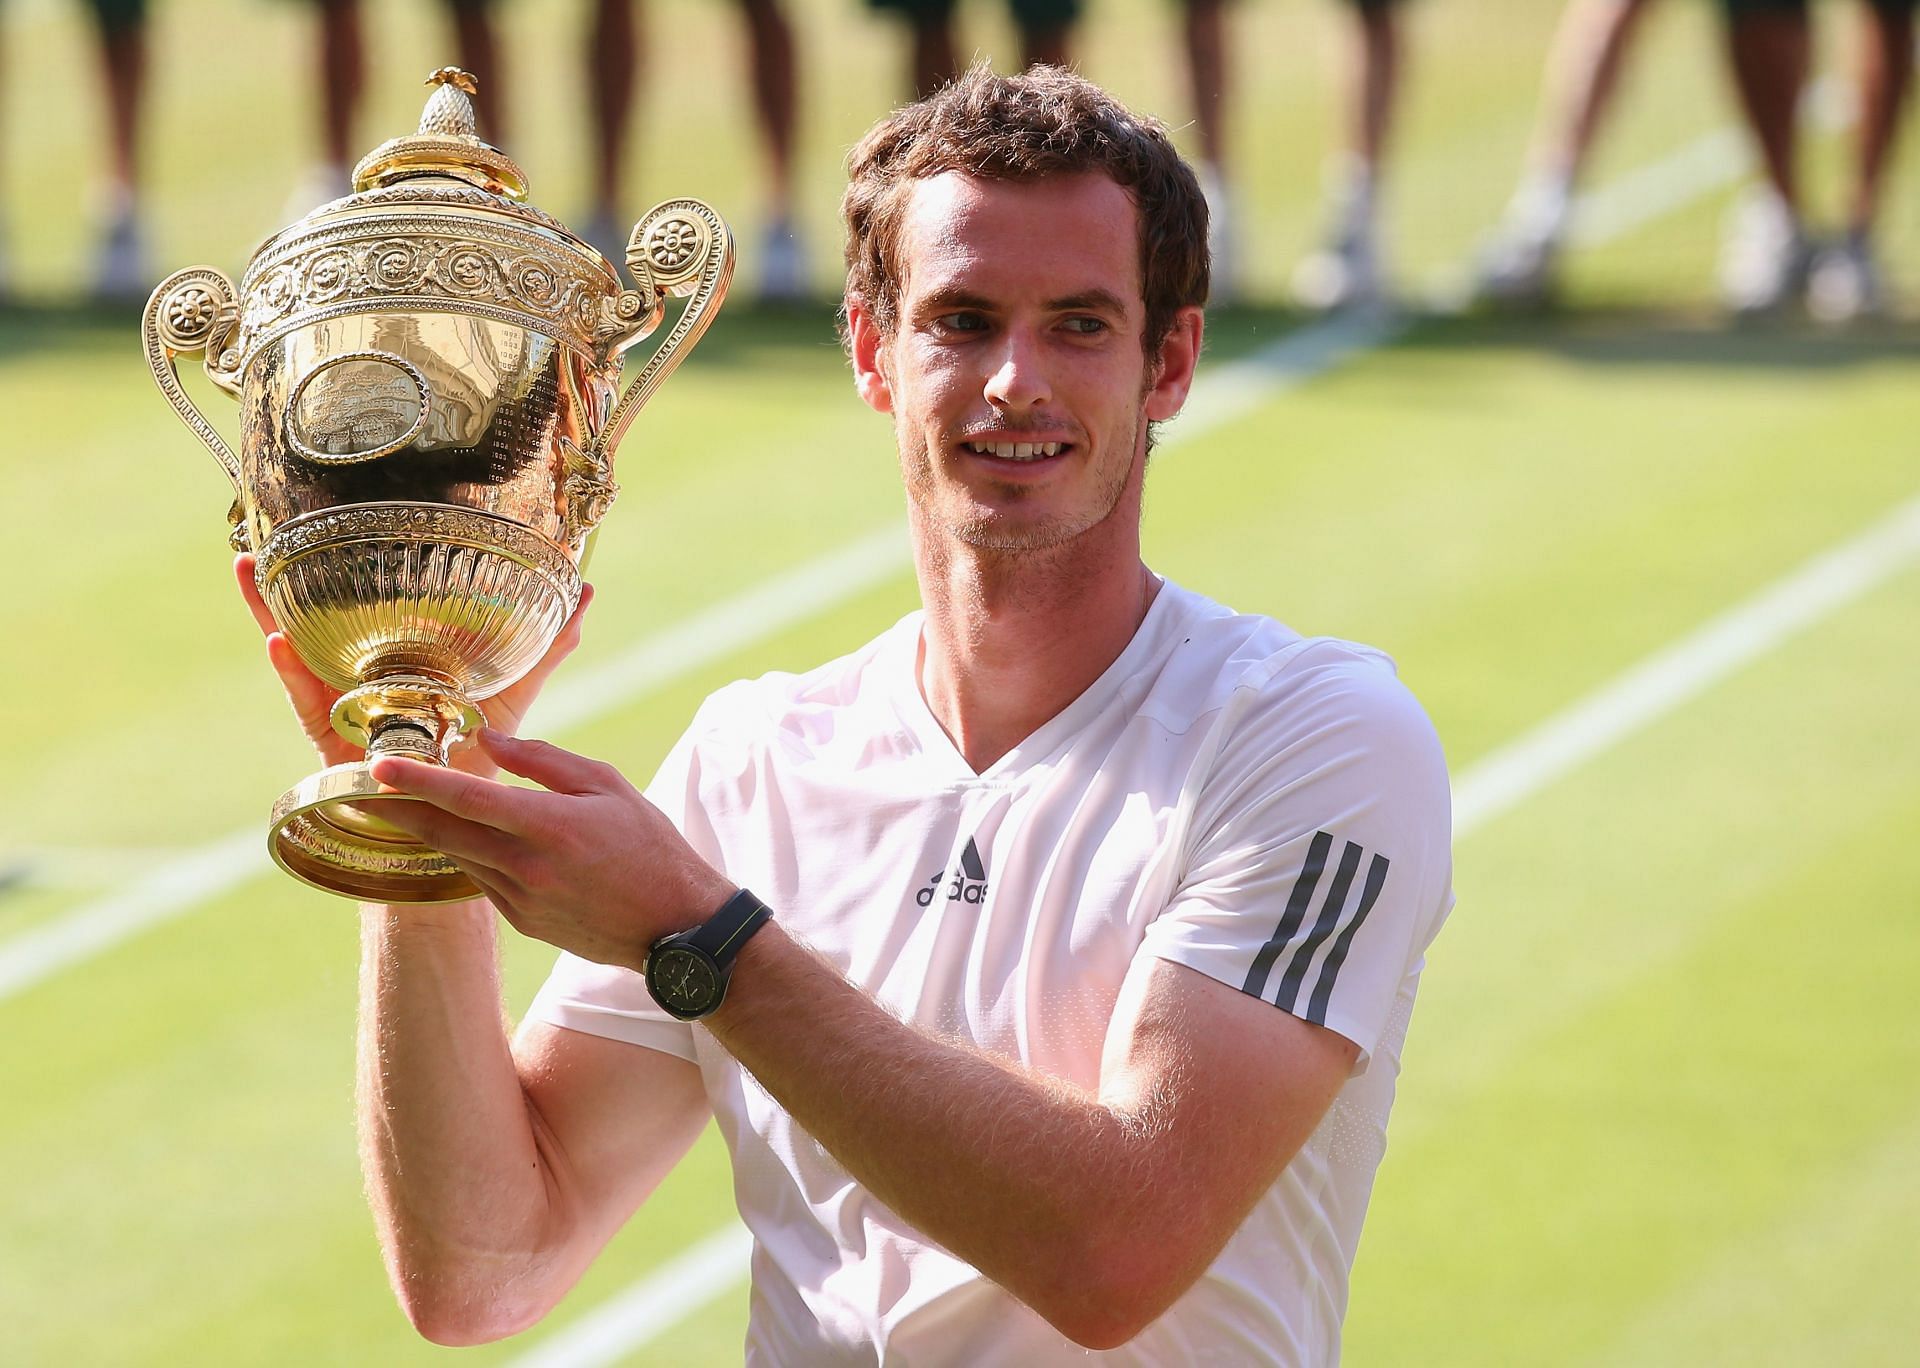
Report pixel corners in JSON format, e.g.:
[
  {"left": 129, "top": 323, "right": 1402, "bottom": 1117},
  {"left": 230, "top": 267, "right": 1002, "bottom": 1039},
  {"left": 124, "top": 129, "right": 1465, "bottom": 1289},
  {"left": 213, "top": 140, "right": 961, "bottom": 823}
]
[{"left": 1, "top": 0, "right": 1916, "bottom": 1361}]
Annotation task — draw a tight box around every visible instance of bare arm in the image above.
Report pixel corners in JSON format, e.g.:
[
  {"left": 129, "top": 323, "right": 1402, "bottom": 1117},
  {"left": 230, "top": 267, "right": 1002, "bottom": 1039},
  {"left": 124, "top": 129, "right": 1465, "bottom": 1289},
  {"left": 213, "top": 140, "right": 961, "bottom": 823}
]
[
  {"left": 356, "top": 902, "right": 710, "bottom": 1345},
  {"left": 234, "top": 559, "right": 712, "bottom": 1344},
  {"left": 706, "top": 929, "right": 1355, "bottom": 1350}
]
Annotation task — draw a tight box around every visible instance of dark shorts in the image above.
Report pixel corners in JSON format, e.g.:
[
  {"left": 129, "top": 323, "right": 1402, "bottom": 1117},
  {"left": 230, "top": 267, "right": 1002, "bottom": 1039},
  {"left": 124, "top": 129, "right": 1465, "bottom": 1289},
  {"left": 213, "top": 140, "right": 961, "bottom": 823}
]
[
  {"left": 86, "top": 0, "right": 147, "bottom": 32},
  {"left": 868, "top": 0, "right": 1083, "bottom": 27}
]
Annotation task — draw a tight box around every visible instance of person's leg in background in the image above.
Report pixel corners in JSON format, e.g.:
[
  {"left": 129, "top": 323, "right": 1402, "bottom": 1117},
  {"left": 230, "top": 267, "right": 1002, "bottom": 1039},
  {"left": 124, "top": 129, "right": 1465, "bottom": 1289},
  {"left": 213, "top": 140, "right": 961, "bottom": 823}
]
[
  {"left": 88, "top": 0, "right": 151, "bottom": 302},
  {"left": 1807, "top": 0, "right": 1914, "bottom": 317},
  {"left": 1718, "top": 0, "right": 1813, "bottom": 313},
  {"left": 1180, "top": 0, "right": 1241, "bottom": 298},
  {"left": 1292, "top": 0, "right": 1405, "bottom": 310},
  {"left": 1476, "top": 0, "right": 1657, "bottom": 306}
]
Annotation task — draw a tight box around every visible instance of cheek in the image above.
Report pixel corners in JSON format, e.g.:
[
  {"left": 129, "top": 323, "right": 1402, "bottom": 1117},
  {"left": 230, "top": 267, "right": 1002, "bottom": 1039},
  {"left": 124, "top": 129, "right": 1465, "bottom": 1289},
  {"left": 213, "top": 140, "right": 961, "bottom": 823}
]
[{"left": 895, "top": 353, "right": 969, "bottom": 423}]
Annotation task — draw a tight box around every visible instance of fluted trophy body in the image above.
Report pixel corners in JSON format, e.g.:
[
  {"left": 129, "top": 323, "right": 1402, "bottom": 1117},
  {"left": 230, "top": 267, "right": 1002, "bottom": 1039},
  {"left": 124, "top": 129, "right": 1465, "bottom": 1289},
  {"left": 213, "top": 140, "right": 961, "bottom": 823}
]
[{"left": 142, "top": 69, "right": 733, "bottom": 902}]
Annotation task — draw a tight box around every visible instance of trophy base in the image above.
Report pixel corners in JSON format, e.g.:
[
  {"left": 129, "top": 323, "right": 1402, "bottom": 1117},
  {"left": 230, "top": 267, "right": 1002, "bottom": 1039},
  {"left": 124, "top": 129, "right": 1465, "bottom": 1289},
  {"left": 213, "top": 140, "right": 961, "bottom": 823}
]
[
  {"left": 269, "top": 674, "right": 490, "bottom": 903},
  {"left": 269, "top": 762, "right": 483, "bottom": 903}
]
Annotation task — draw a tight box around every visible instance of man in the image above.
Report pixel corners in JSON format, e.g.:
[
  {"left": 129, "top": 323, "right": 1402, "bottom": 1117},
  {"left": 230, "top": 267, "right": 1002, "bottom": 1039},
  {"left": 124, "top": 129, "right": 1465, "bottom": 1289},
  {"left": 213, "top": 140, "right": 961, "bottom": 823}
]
[
  {"left": 1476, "top": 0, "right": 1914, "bottom": 317},
  {"left": 284, "top": 0, "right": 808, "bottom": 299},
  {"left": 1475, "top": 0, "right": 1658, "bottom": 307},
  {"left": 240, "top": 66, "right": 1452, "bottom": 1362},
  {"left": 2, "top": 0, "right": 153, "bottom": 301},
  {"left": 1287, "top": 0, "right": 1410, "bottom": 310},
  {"left": 1718, "top": 0, "right": 1913, "bottom": 319}
]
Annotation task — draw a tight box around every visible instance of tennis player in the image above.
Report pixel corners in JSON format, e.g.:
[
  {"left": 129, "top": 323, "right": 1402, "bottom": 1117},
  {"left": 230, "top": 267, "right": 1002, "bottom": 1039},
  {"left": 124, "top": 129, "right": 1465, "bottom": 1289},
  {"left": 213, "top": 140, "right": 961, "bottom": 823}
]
[{"left": 243, "top": 64, "right": 1454, "bottom": 1365}]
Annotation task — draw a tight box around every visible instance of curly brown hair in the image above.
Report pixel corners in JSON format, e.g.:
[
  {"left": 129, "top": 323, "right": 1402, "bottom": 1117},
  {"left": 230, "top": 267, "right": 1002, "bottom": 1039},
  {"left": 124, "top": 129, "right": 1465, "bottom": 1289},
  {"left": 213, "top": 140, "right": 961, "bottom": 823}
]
[{"left": 840, "top": 64, "right": 1210, "bottom": 358}]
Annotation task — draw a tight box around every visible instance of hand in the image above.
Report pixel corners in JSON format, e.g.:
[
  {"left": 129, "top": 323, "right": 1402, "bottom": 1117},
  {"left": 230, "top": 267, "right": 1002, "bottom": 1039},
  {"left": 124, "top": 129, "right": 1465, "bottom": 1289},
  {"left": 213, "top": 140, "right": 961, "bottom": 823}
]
[
  {"left": 234, "top": 553, "right": 593, "bottom": 776},
  {"left": 364, "top": 731, "right": 736, "bottom": 969}
]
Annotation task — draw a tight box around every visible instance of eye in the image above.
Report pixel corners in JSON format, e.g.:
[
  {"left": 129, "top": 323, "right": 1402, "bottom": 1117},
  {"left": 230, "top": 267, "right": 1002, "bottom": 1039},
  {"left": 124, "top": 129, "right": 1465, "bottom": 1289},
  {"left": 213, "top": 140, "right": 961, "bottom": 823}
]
[
  {"left": 1060, "top": 315, "right": 1109, "bottom": 336},
  {"left": 933, "top": 311, "right": 990, "bottom": 334}
]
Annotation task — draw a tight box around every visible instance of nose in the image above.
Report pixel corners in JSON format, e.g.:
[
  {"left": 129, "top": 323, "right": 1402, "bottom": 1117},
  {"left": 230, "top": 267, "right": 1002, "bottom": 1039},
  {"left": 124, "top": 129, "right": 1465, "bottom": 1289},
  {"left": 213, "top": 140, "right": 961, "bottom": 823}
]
[{"left": 982, "top": 327, "right": 1052, "bottom": 413}]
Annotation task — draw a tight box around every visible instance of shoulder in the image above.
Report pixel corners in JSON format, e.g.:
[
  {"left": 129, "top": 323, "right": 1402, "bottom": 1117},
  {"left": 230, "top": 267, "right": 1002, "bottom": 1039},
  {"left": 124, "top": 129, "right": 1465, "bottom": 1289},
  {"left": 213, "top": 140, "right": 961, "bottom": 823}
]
[
  {"left": 1150, "top": 582, "right": 1440, "bottom": 766},
  {"left": 1150, "top": 586, "right": 1447, "bottom": 837}
]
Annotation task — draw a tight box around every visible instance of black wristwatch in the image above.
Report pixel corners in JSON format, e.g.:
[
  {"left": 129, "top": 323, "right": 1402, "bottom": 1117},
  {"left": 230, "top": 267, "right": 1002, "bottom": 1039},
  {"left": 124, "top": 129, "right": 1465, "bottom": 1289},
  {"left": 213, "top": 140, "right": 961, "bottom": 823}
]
[{"left": 644, "top": 888, "right": 773, "bottom": 1020}]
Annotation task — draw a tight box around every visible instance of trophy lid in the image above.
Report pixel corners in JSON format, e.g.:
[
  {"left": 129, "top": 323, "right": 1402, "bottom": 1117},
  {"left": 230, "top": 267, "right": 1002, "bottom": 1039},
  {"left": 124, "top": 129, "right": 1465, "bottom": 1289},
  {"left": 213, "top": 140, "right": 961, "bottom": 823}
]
[{"left": 352, "top": 68, "right": 529, "bottom": 200}]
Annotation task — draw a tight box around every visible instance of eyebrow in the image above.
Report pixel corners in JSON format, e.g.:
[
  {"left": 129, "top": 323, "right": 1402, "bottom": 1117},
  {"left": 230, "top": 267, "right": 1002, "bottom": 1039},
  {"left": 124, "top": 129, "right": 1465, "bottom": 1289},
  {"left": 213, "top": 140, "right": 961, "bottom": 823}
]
[{"left": 912, "top": 285, "right": 1132, "bottom": 316}]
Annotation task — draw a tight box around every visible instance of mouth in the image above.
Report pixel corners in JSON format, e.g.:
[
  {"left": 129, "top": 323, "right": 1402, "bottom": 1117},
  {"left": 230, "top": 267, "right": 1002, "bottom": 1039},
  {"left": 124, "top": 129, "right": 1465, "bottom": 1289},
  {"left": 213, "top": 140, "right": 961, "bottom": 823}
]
[{"left": 960, "top": 439, "right": 1073, "bottom": 464}]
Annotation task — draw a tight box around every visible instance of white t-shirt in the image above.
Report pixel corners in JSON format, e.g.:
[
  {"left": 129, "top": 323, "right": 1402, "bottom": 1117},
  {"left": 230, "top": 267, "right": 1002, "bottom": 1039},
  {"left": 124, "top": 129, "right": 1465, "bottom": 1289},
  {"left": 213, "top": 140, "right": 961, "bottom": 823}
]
[{"left": 529, "top": 578, "right": 1453, "bottom": 1366}]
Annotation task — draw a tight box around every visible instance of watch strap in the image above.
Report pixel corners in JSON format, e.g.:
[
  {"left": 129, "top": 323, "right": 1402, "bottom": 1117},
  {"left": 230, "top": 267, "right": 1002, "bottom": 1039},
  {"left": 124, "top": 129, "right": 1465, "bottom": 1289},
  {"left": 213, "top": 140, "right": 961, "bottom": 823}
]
[{"left": 684, "top": 887, "right": 773, "bottom": 969}]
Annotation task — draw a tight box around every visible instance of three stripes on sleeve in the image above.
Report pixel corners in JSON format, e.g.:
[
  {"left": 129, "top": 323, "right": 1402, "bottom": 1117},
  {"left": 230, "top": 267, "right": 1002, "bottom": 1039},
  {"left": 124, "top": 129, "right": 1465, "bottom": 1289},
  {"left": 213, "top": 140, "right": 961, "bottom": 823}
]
[{"left": 1241, "top": 830, "right": 1390, "bottom": 1028}]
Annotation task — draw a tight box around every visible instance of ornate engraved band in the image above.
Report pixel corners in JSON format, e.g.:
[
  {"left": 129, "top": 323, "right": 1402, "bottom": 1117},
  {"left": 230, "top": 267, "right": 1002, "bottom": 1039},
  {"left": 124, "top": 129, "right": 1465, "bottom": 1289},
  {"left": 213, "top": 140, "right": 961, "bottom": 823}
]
[
  {"left": 255, "top": 502, "right": 578, "bottom": 593},
  {"left": 238, "top": 216, "right": 617, "bottom": 369}
]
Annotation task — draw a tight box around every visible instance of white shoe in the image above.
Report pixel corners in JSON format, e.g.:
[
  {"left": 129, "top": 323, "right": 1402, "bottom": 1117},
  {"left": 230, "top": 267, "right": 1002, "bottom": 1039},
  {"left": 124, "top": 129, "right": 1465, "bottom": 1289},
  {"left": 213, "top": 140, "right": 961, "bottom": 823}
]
[
  {"left": 1291, "top": 227, "right": 1384, "bottom": 312},
  {"left": 1718, "top": 188, "right": 1810, "bottom": 317},
  {"left": 91, "top": 208, "right": 149, "bottom": 304},
  {"left": 756, "top": 216, "right": 809, "bottom": 303},
  {"left": 1474, "top": 224, "right": 1561, "bottom": 309},
  {"left": 1806, "top": 234, "right": 1887, "bottom": 323},
  {"left": 1474, "top": 176, "right": 1571, "bottom": 308}
]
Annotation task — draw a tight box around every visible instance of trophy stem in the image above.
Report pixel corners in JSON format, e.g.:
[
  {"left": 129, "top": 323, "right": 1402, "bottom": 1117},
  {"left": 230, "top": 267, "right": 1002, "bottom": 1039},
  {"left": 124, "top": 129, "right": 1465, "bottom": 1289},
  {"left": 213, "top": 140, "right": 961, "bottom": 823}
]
[
  {"left": 264, "top": 674, "right": 489, "bottom": 903},
  {"left": 331, "top": 673, "right": 485, "bottom": 764}
]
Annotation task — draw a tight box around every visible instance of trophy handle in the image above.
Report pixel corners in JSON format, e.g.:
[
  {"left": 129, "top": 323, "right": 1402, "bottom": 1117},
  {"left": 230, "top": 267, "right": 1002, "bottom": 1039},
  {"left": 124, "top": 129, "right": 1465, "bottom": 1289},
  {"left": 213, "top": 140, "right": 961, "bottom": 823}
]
[
  {"left": 143, "top": 267, "right": 249, "bottom": 547},
  {"left": 599, "top": 199, "right": 735, "bottom": 455}
]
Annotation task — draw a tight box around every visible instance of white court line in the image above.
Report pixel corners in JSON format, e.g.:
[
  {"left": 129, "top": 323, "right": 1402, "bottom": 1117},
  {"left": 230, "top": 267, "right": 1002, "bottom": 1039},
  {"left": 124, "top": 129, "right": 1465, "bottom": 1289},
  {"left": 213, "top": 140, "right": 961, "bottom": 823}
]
[
  {"left": 1453, "top": 492, "right": 1920, "bottom": 836},
  {"left": 503, "top": 484, "right": 1920, "bottom": 1367}
]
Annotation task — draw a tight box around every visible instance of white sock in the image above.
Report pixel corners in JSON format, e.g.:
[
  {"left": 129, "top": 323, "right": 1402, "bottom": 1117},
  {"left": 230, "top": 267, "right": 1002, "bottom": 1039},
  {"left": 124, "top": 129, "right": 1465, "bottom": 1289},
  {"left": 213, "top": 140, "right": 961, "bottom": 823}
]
[
  {"left": 1327, "top": 156, "right": 1377, "bottom": 241},
  {"left": 1509, "top": 170, "right": 1572, "bottom": 243}
]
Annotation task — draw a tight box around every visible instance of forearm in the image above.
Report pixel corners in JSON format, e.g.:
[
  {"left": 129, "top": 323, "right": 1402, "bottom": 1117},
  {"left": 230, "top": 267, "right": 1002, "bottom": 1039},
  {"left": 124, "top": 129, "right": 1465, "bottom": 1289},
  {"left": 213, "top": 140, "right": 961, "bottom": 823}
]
[
  {"left": 356, "top": 901, "right": 565, "bottom": 1340},
  {"left": 707, "top": 928, "right": 1210, "bottom": 1347}
]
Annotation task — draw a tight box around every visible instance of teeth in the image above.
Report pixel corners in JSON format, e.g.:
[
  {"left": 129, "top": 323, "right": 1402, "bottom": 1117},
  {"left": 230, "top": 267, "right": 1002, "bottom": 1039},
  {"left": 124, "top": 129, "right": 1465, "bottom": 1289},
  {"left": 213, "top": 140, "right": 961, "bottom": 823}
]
[{"left": 966, "top": 441, "right": 1065, "bottom": 461}]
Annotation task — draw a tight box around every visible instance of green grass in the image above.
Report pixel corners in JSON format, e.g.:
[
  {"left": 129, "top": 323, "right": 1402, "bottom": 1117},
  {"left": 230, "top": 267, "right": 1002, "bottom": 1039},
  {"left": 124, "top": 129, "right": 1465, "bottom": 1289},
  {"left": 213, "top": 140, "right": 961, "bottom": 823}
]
[{"left": 2, "top": 0, "right": 1918, "bottom": 1362}]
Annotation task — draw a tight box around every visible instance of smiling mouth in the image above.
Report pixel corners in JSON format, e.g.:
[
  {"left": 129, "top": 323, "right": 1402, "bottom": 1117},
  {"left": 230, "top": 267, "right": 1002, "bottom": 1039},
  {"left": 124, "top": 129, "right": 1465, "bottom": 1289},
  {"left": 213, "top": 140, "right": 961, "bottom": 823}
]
[{"left": 963, "top": 440, "right": 1069, "bottom": 462}]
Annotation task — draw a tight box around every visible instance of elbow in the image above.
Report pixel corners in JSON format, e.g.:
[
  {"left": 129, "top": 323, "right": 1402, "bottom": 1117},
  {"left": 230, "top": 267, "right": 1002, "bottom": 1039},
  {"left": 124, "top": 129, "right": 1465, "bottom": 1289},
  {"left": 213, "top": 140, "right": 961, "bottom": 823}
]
[
  {"left": 389, "top": 1260, "right": 558, "bottom": 1347},
  {"left": 1033, "top": 1232, "right": 1194, "bottom": 1351}
]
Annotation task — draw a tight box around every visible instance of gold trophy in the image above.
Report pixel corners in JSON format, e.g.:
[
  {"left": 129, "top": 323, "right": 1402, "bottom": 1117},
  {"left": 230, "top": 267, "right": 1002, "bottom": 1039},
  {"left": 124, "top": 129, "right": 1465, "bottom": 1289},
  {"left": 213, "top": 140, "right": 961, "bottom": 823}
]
[{"left": 143, "top": 68, "right": 733, "bottom": 903}]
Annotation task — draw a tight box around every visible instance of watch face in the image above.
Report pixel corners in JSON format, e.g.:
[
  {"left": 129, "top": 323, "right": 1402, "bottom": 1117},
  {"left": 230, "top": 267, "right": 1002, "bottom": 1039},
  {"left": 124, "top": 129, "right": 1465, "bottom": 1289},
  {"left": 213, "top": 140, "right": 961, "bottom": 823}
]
[{"left": 649, "top": 945, "right": 721, "bottom": 1018}]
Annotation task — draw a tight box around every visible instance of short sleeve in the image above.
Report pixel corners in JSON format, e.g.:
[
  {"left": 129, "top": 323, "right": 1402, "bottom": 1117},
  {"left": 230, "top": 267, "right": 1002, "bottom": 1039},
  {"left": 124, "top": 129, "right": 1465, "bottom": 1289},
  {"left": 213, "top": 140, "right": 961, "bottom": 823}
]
[
  {"left": 522, "top": 707, "right": 732, "bottom": 1061},
  {"left": 1140, "top": 647, "right": 1453, "bottom": 1073}
]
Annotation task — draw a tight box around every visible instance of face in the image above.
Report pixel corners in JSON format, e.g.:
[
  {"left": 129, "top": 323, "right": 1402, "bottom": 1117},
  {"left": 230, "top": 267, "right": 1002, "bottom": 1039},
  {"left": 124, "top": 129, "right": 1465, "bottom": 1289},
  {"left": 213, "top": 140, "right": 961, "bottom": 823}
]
[{"left": 850, "top": 171, "right": 1201, "bottom": 555}]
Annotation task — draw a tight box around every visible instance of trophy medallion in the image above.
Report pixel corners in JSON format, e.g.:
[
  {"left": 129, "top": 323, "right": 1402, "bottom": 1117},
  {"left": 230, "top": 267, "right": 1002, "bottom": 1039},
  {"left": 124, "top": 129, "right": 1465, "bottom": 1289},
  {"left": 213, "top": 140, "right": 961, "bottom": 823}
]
[{"left": 143, "top": 68, "right": 734, "bottom": 902}]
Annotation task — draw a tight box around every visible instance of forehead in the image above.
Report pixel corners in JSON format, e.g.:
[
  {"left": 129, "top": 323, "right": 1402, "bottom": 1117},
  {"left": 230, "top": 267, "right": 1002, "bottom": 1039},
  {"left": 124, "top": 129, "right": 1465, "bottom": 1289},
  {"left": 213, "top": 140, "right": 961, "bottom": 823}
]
[{"left": 894, "top": 171, "right": 1142, "bottom": 309}]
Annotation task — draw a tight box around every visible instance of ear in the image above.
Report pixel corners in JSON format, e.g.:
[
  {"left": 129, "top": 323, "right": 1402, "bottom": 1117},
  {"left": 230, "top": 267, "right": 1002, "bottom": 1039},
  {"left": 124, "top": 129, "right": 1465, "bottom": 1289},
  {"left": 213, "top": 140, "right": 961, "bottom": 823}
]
[
  {"left": 1143, "top": 306, "right": 1204, "bottom": 423},
  {"left": 847, "top": 297, "right": 894, "bottom": 415}
]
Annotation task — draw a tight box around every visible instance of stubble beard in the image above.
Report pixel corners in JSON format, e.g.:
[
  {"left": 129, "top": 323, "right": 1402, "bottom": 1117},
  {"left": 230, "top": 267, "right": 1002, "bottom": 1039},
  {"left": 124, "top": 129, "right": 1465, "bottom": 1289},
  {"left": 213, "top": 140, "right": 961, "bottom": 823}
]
[{"left": 901, "top": 408, "right": 1146, "bottom": 555}]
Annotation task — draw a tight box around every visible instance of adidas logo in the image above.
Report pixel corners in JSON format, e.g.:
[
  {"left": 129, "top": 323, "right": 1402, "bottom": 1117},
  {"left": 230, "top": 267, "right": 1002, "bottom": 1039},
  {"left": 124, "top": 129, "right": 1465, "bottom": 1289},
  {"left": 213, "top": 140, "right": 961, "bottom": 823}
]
[{"left": 914, "top": 837, "right": 989, "bottom": 907}]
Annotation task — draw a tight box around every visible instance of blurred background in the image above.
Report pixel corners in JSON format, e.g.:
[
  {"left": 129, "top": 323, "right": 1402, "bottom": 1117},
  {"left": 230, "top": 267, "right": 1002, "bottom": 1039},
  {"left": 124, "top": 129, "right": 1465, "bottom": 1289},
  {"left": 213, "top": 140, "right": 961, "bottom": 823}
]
[{"left": 1, "top": 0, "right": 1915, "bottom": 1363}]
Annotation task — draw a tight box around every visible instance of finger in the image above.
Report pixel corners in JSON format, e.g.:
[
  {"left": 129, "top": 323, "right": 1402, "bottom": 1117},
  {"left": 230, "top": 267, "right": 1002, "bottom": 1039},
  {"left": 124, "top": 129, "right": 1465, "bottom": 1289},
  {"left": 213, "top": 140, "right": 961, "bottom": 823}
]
[
  {"left": 477, "top": 731, "right": 619, "bottom": 796},
  {"left": 500, "top": 583, "right": 596, "bottom": 706},
  {"left": 234, "top": 553, "right": 278, "bottom": 638},
  {"left": 358, "top": 793, "right": 529, "bottom": 872},
  {"left": 266, "top": 633, "right": 339, "bottom": 717},
  {"left": 367, "top": 756, "right": 545, "bottom": 836}
]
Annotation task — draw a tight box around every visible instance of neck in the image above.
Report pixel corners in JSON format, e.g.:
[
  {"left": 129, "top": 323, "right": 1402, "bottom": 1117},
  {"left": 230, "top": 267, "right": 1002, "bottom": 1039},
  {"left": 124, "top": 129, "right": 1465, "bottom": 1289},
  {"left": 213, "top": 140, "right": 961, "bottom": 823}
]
[{"left": 909, "top": 498, "right": 1158, "bottom": 774}]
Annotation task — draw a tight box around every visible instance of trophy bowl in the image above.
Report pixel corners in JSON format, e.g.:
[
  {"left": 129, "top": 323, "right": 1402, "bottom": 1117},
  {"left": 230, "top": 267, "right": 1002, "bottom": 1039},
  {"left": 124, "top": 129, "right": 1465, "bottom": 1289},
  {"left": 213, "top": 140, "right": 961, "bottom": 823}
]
[{"left": 143, "top": 68, "right": 733, "bottom": 902}]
